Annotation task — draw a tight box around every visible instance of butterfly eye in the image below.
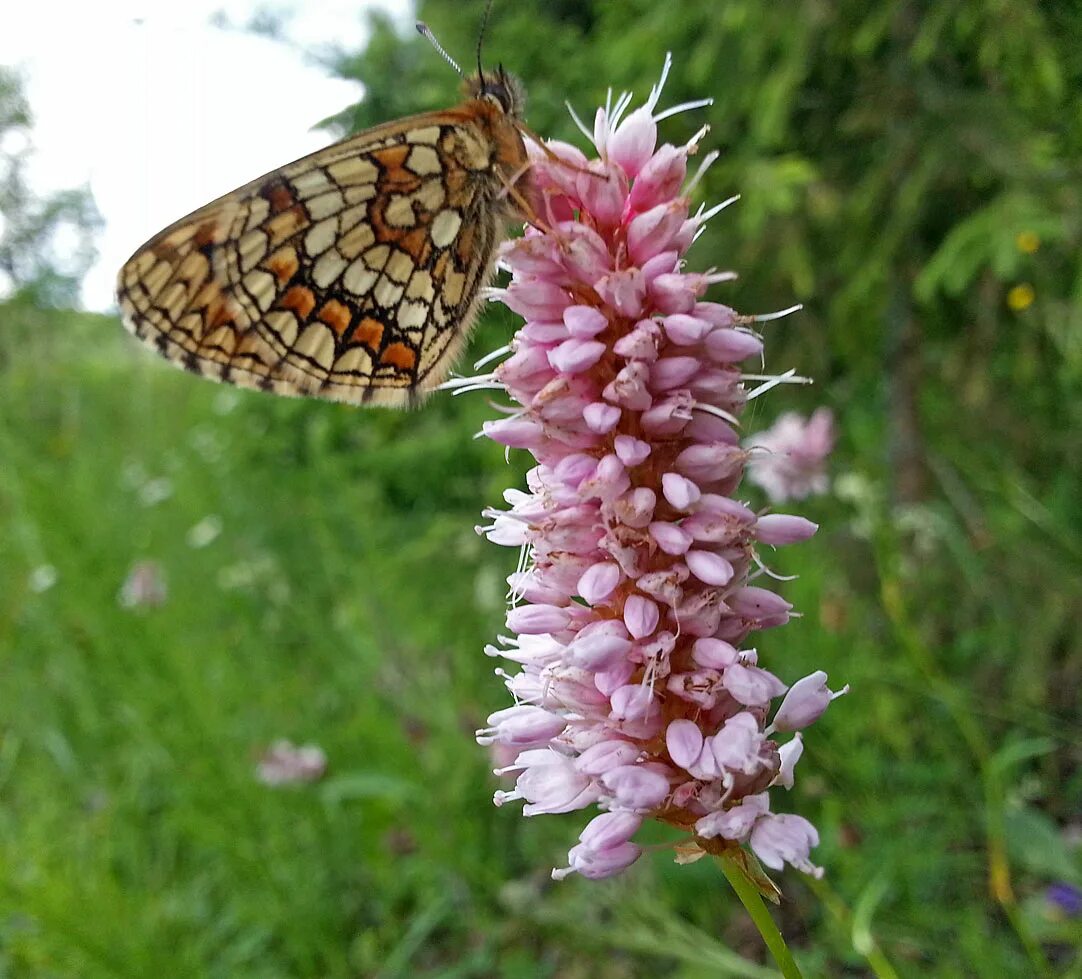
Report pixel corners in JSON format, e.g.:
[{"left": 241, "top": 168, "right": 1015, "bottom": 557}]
[{"left": 482, "top": 81, "right": 514, "bottom": 114}]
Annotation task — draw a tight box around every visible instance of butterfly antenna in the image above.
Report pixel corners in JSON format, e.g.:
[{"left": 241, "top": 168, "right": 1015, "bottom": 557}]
[
  {"left": 476, "top": 0, "right": 496, "bottom": 81},
  {"left": 416, "top": 21, "right": 464, "bottom": 77}
]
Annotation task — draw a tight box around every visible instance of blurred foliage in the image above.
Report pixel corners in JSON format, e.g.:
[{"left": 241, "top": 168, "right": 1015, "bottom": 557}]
[
  {"left": 0, "top": 67, "right": 102, "bottom": 309},
  {"left": 1, "top": 1, "right": 1081, "bottom": 976}
]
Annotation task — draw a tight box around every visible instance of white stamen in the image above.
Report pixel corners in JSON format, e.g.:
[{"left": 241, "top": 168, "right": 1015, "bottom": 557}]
[
  {"left": 653, "top": 97, "right": 713, "bottom": 123},
  {"left": 745, "top": 369, "right": 813, "bottom": 401},
  {"left": 703, "top": 269, "right": 739, "bottom": 284},
  {"left": 608, "top": 89, "right": 634, "bottom": 132},
  {"left": 696, "top": 194, "right": 741, "bottom": 225},
  {"left": 684, "top": 124, "right": 710, "bottom": 153},
  {"left": 750, "top": 552, "right": 800, "bottom": 582},
  {"left": 692, "top": 402, "right": 741, "bottom": 426},
  {"left": 752, "top": 304, "right": 803, "bottom": 323},
  {"left": 564, "top": 101, "right": 593, "bottom": 142},
  {"left": 474, "top": 345, "right": 512, "bottom": 370},
  {"left": 684, "top": 149, "right": 720, "bottom": 197},
  {"left": 646, "top": 51, "right": 674, "bottom": 112}
]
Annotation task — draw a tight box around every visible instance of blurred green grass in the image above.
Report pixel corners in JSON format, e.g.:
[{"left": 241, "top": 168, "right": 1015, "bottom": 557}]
[{"left": 0, "top": 301, "right": 1078, "bottom": 977}]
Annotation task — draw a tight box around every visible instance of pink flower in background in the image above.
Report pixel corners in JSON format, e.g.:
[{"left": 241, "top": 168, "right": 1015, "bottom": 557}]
[
  {"left": 256, "top": 740, "right": 327, "bottom": 786},
  {"left": 745, "top": 408, "right": 834, "bottom": 503},
  {"left": 462, "top": 57, "right": 844, "bottom": 881},
  {"left": 118, "top": 559, "right": 167, "bottom": 609}
]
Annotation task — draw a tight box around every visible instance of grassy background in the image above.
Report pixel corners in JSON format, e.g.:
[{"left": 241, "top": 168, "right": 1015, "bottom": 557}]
[
  {"left": 0, "top": 300, "right": 1078, "bottom": 977},
  {"left": 2, "top": 0, "right": 1082, "bottom": 973}
]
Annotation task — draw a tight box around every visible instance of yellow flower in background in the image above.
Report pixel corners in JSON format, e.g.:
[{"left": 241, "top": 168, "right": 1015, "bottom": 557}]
[
  {"left": 1007, "top": 283, "right": 1035, "bottom": 311},
  {"left": 1016, "top": 231, "right": 1040, "bottom": 254}
]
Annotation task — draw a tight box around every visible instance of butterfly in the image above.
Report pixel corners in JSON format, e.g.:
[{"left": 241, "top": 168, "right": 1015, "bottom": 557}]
[{"left": 117, "top": 33, "right": 531, "bottom": 409}]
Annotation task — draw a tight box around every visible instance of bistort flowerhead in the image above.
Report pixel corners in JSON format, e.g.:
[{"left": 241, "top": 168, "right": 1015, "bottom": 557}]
[
  {"left": 745, "top": 408, "right": 834, "bottom": 504},
  {"left": 461, "top": 56, "right": 846, "bottom": 881}
]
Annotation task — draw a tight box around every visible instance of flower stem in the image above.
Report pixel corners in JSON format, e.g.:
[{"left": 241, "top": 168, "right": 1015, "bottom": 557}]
[{"left": 718, "top": 854, "right": 804, "bottom": 979}]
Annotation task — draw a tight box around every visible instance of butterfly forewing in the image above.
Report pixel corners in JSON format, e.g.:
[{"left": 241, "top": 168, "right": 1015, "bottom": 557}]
[{"left": 118, "top": 100, "right": 527, "bottom": 407}]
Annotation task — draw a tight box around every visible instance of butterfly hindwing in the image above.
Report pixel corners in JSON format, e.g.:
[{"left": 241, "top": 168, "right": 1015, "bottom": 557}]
[{"left": 118, "top": 110, "right": 514, "bottom": 407}]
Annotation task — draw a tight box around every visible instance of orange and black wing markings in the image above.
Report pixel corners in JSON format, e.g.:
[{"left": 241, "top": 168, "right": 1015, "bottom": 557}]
[{"left": 117, "top": 97, "right": 529, "bottom": 408}]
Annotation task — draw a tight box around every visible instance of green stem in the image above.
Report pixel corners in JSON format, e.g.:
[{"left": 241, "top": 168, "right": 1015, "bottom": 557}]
[{"left": 718, "top": 855, "right": 804, "bottom": 979}]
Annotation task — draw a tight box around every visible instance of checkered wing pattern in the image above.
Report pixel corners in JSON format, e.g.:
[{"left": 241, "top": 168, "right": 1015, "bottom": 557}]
[{"left": 118, "top": 104, "right": 527, "bottom": 407}]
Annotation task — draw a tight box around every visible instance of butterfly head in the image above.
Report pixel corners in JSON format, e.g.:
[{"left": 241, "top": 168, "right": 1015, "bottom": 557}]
[{"left": 464, "top": 66, "right": 524, "bottom": 119}]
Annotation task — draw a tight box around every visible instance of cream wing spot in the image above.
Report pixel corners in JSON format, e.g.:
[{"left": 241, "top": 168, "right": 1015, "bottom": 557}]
[
  {"left": 443, "top": 269, "right": 467, "bottom": 306},
  {"left": 141, "top": 259, "right": 173, "bottom": 298},
  {"left": 312, "top": 250, "right": 349, "bottom": 289},
  {"left": 397, "top": 300, "right": 429, "bottom": 330},
  {"left": 431, "top": 210, "right": 462, "bottom": 248},
  {"left": 328, "top": 157, "right": 378, "bottom": 186},
  {"left": 264, "top": 310, "right": 300, "bottom": 346},
  {"left": 373, "top": 275, "right": 404, "bottom": 308},
  {"left": 306, "top": 189, "right": 346, "bottom": 221},
  {"left": 386, "top": 249, "right": 414, "bottom": 285},
  {"left": 292, "top": 168, "right": 333, "bottom": 197},
  {"left": 406, "top": 145, "right": 442, "bottom": 176},
  {"left": 334, "top": 345, "right": 374, "bottom": 375},
  {"left": 305, "top": 217, "right": 339, "bottom": 257},
  {"left": 244, "top": 197, "right": 271, "bottom": 231},
  {"left": 385, "top": 195, "right": 417, "bottom": 228},
  {"left": 242, "top": 270, "right": 277, "bottom": 312},
  {"left": 407, "top": 125, "right": 441, "bottom": 145},
  {"left": 405, "top": 269, "right": 433, "bottom": 300},
  {"left": 339, "top": 222, "right": 376, "bottom": 258},
  {"left": 295, "top": 323, "right": 336, "bottom": 369},
  {"left": 342, "top": 258, "right": 378, "bottom": 296}
]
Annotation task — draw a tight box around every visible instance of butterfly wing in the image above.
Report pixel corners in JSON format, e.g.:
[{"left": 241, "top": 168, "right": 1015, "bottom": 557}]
[{"left": 117, "top": 110, "right": 512, "bottom": 407}]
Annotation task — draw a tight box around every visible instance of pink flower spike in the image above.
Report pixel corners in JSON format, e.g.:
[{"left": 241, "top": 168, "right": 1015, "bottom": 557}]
[
  {"left": 722, "top": 663, "right": 788, "bottom": 708},
  {"left": 579, "top": 810, "right": 643, "bottom": 851},
  {"left": 503, "top": 280, "right": 571, "bottom": 320},
  {"left": 666, "top": 719, "right": 704, "bottom": 769},
  {"left": 675, "top": 442, "right": 745, "bottom": 482},
  {"left": 477, "top": 705, "right": 567, "bottom": 747},
  {"left": 695, "top": 793, "right": 770, "bottom": 841},
  {"left": 583, "top": 401, "right": 621, "bottom": 433},
  {"left": 750, "top": 813, "right": 823, "bottom": 878},
  {"left": 691, "top": 637, "right": 740, "bottom": 670},
  {"left": 549, "top": 338, "right": 607, "bottom": 374},
  {"left": 564, "top": 304, "right": 610, "bottom": 338},
  {"left": 755, "top": 514, "right": 819, "bottom": 546},
  {"left": 575, "top": 740, "right": 642, "bottom": 776},
  {"left": 662, "top": 313, "right": 712, "bottom": 345},
  {"left": 629, "top": 143, "right": 687, "bottom": 210},
  {"left": 506, "top": 604, "right": 571, "bottom": 635},
  {"left": 771, "top": 671, "right": 849, "bottom": 732},
  {"left": 745, "top": 408, "right": 835, "bottom": 503},
  {"left": 613, "top": 320, "right": 662, "bottom": 361},
  {"left": 614, "top": 434, "right": 652, "bottom": 467},
  {"left": 566, "top": 631, "right": 631, "bottom": 675},
  {"left": 600, "top": 765, "right": 670, "bottom": 810},
  {"left": 623, "top": 594, "right": 660, "bottom": 639},
  {"left": 482, "top": 417, "right": 546, "bottom": 450},
  {"left": 728, "top": 586, "right": 793, "bottom": 627},
  {"left": 627, "top": 201, "right": 686, "bottom": 265},
  {"left": 650, "top": 356, "right": 702, "bottom": 391},
  {"left": 553, "top": 840, "right": 642, "bottom": 880},
  {"left": 650, "top": 521, "right": 693, "bottom": 555},
  {"left": 661, "top": 472, "right": 701, "bottom": 510},
  {"left": 516, "top": 759, "right": 602, "bottom": 816},
  {"left": 596, "top": 267, "right": 648, "bottom": 318},
  {"left": 774, "top": 734, "right": 804, "bottom": 790},
  {"left": 705, "top": 328, "right": 764, "bottom": 362},
  {"left": 473, "top": 58, "right": 830, "bottom": 883},
  {"left": 577, "top": 561, "right": 623, "bottom": 605},
  {"left": 607, "top": 105, "right": 658, "bottom": 178},
  {"left": 603, "top": 362, "right": 653, "bottom": 410}
]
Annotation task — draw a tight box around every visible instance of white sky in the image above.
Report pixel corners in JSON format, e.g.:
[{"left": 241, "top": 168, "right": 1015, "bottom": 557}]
[{"left": 1, "top": 0, "right": 410, "bottom": 310}]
